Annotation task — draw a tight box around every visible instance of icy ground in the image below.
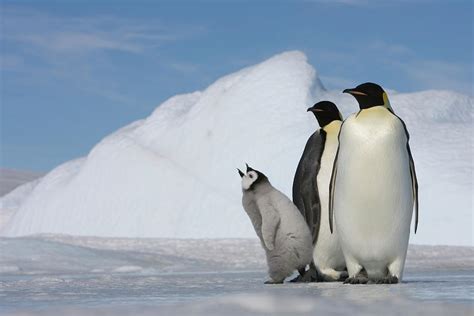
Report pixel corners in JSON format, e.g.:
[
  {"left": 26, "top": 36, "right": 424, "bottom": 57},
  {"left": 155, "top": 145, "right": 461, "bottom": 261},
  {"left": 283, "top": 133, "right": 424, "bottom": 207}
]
[{"left": 1, "top": 236, "right": 472, "bottom": 315}]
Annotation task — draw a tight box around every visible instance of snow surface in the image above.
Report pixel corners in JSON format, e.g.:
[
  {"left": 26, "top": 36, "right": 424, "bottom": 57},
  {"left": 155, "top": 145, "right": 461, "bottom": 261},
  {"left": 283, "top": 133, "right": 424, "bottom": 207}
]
[
  {"left": 0, "top": 51, "right": 472, "bottom": 245},
  {"left": 1, "top": 236, "right": 473, "bottom": 315},
  {"left": 0, "top": 170, "right": 43, "bottom": 230}
]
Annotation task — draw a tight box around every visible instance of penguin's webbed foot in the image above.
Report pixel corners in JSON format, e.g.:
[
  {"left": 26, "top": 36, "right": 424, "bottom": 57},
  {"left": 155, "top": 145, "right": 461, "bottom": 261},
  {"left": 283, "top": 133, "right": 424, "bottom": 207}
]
[
  {"left": 343, "top": 275, "right": 369, "bottom": 284},
  {"left": 289, "top": 268, "right": 318, "bottom": 283},
  {"left": 338, "top": 271, "right": 349, "bottom": 281},
  {"left": 374, "top": 275, "right": 399, "bottom": 284},
  {"left": 289, "top": 275, "right": 304, "bottom": 283}
]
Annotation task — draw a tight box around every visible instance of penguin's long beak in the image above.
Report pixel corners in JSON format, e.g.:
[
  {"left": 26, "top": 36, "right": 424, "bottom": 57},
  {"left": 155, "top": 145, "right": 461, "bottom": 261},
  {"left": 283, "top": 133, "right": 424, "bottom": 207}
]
[
  {"left": 343, "top": 88, "right": 367, "bottom": 96},
  {"left": 237, "top": 168, "right": 244, "bottom": 178},
  {"left": 307, "top": 107, "right": 324, "bottom": 112}
]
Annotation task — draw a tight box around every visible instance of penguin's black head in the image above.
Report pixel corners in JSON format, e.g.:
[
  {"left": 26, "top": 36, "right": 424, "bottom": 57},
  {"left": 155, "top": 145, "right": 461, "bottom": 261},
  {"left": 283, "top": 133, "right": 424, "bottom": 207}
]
[
  {"left": 343, "top": 82, "right": 391, "bottom": 110},
  {"left": 307, "top": 101, "right": 343, "bottom": 127},
  {"left": 239, "top": 163, "right": 269, "bottom": 191}
]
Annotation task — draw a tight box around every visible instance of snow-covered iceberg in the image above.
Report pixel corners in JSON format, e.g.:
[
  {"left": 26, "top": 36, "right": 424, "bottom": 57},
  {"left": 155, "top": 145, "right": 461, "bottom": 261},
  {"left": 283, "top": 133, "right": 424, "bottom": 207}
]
[{"left": 1, "top": 51, "right": 472, "bottom": 245}]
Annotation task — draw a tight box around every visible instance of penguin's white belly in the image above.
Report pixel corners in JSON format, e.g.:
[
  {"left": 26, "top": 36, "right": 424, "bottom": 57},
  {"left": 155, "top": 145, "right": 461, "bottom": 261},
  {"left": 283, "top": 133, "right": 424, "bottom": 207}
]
[
  {"left": 335, "top": 110, "right": 413, "bottom": 278},
  {"left": 314, "top": 125, "right": 345, "bottom": 271}
]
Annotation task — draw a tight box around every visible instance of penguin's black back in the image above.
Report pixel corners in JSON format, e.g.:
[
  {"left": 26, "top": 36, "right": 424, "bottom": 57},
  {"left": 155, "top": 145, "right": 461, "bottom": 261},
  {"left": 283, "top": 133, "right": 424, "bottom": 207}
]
[{"left": 292, "top": 129, "right": 326, "bottom": 245}]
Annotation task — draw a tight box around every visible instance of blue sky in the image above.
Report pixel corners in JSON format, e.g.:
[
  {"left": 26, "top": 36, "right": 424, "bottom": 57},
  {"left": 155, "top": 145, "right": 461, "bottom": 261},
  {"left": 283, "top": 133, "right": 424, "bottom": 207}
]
[{"left": 1, "top": 0, "right": 472, "bottom": 171}]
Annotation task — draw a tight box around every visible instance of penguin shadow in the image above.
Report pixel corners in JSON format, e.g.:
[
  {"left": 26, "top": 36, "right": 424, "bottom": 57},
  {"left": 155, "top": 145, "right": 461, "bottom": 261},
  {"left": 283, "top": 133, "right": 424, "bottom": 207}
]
[
  {"left": 401, "top": 280, "right": 450, "bottom": 284},
  {"left": 282, "top": 276, "right": 450, "bottom": 286}
]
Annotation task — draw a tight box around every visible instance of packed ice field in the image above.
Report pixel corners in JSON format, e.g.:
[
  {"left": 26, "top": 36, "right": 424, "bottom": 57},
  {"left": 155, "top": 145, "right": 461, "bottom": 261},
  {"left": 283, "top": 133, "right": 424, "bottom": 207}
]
[{"left": 0, "top": 235, "right": 473, "bottom": 315}]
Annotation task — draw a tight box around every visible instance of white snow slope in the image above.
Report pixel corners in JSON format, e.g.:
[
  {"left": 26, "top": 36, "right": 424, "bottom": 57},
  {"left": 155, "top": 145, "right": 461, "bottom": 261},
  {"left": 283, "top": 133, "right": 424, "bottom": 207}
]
[{"left": 0, "top": 51, "right": 472, "bottom": 245}]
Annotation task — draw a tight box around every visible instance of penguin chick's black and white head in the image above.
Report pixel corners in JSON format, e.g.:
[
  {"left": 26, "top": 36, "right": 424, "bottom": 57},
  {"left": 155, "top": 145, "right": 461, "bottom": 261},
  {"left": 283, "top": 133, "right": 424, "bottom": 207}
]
[
  {"left": 343, "top": 82, "right": 391, "bottom": 111},
  {"left": 238, "top": 163, "right": 269, "bottom": 191},
  {"left": 307, "top": 101, "right": 343, "bottom": 127}
]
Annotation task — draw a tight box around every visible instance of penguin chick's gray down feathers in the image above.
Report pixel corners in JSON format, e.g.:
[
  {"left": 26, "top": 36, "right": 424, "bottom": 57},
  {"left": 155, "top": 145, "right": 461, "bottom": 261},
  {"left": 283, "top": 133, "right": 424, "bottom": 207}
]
[{"left": 239, "top": 164, "right": 313, "bottom": 284}]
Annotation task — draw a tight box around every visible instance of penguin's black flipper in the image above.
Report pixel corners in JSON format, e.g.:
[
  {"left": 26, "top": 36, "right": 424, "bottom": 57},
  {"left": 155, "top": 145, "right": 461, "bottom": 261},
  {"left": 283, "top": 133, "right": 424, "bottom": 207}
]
[
  {"left": 328, "top": 126, "right": 342, "bottom": 234},
  {"left": 292, "top": 130, "right": 326, "bottom": 245},
  {"left": 394, "top": 115, "right": 419, "bottom": 234},
  {"left": 407, "top": 144, "right": 419, "bottom": 233},
  {"left": 407, "top": 142, "right": 418, "bottom": 234}
]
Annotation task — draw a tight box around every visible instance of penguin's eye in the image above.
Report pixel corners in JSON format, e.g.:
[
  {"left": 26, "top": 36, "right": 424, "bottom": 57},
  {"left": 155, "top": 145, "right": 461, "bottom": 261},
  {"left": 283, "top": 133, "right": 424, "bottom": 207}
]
[{"left": 249, "top": 174, "right": 253, "bottom": 178}]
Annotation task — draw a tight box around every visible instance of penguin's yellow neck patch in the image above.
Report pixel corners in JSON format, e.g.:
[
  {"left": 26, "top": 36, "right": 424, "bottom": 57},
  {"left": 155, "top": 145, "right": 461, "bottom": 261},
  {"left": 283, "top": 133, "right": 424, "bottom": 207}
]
[
  {"left": 382, "top": 92, "right": 394, "bottom": 112},
  {"left": 357, "top": 105, "right": 391, "bottom": 120},
  {"left": 323, "top": 120, "right": 342, "bottom": 134}
]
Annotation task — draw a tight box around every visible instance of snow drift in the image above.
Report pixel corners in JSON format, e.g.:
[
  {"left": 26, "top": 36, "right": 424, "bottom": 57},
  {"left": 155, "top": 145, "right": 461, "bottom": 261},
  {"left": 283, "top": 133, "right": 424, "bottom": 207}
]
[{"left": 1, "top": 51, "right": 472, "bottom": 245}]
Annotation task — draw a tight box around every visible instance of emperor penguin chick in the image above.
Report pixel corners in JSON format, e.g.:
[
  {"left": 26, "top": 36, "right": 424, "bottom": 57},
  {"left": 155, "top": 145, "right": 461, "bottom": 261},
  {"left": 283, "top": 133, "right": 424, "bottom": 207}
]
[{"left": 238, "top": 164, "right": 313, "bottom": 284}]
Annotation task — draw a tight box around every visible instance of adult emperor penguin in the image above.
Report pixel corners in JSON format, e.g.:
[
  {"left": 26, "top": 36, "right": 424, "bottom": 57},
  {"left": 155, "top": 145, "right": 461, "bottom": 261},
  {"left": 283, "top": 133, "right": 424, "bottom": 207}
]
[
  {"left": 329, "top": 82, "right": 419, "bottom": 284},
  {"left": 292, "top": 101, "right": 347, "bottom": 282}
]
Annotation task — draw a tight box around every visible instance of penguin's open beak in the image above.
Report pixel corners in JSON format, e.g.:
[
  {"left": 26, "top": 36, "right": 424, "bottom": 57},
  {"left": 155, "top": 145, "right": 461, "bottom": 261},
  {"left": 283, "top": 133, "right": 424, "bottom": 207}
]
[
  {"left": 343, "top": 88, "right": 367, "bottom": 96},
  {"left": 237, "top": 168, "right": 244, "bottom": 178}
]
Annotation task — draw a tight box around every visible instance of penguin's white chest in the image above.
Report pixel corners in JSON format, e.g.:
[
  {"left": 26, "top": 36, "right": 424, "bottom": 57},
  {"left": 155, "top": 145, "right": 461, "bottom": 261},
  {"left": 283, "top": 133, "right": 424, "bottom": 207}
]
[
  {"left": 314, "top": 122, "right": 345, "bottom": 269},
  {"left": 334, "top": 108, "right": 413, "bottom": 274}
]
